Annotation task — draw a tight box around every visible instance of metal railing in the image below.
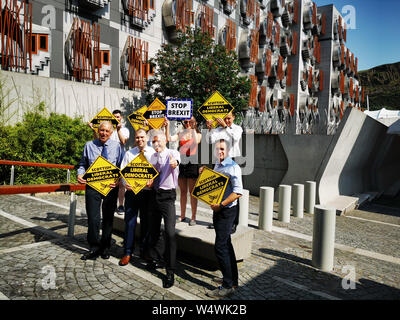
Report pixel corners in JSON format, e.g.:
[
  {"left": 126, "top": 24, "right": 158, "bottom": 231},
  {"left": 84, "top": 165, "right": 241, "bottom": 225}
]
[{"left": 0, "top": 160, "right": 75, "bottom": 185}]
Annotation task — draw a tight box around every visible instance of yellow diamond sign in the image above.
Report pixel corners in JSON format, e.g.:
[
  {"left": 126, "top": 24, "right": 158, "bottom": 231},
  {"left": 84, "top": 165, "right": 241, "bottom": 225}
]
[
  {"left": 143, "top": 98, "right": 167, "bottom": 129},
  {"left": 82, "top": 156, "right": 121, "bottom": 196},
  {"left": 120, "top": 153, "right": 159, "bottom": 194},
  {"left": 198, "top": 91, "right": 235, "bottom": 128},
  {"left": 128, "top": 105, "right": 150, "bottom": 132},
  {"left": 89, "top": 107, "right": 119, "bottom": 132},
  {"left": 191, "top": 167, "right": 229, "bottom": 206}
]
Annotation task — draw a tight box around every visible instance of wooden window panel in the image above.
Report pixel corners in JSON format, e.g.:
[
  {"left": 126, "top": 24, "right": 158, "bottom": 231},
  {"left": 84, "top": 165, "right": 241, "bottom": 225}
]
[
  {"left": 319, "top": 69, "right": 323, "bottom": 91},
  {"left": 0, "top": 0, "right": 33, "bottom": 71},
  {"left": 258, "top": 86, "right": 266, "bottom": 112},
  {"left": 250, "top": 29, "right": 259, "bottom": 63},
  {"left": 249, "top": 75, "right": 258, "bottom": 108},
  {"left": 31, "top": 34, "right": 37, "bottom": 55},
  {"left": 127, "top": 36, "right": 149, "bottom": 90},
  {"left": 293, "top": 0, "right": 299, "bottom": 24},
  {"left": 286, "top": 63, "right": 292, "bottom": 86},
  {"left": 102, "top": 51, "right": 110, "bottom": 65},
  {"left": 265, "top": 49, "right": 272, "bottom": 77},
  {"left": 39, "top": 34, "right": 48, "bottom": 52},
  {"left": 176, "top": 0, "right": 192, "bottom": 32},
  {"left": 71, "top": 18, "right": 101, "bottom": 83}
]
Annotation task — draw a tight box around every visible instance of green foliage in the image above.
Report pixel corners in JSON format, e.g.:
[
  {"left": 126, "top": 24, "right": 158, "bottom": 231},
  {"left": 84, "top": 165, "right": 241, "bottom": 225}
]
[
  {"left": 0, "top": 112, "right": 92, "bottom": 185},
  {"left": 144, "top": 28, "right": 251, "bottom": 124},
  {"left": 358, "top": 62, "right": 400, "bottom": 111}
]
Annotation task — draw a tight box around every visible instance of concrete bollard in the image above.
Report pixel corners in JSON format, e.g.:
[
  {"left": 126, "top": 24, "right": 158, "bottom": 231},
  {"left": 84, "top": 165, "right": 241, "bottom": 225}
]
[
  {"left": 292, "top": 184, "right": 304, "bottom": 218},
  {"left": 67, "top": 192, "right": 77, "bottom": 238},
  {"left": 238, "top": 189, "right": 249, "bottom": 227},
  {"left": 305, "top": 181, "right": 316, "bottom": 214},
  {"left": 312, "top": 205, "right": 336, "bottom": 272},
  {"left": 258, "top": 187, "right": 274, "bottom": 231},
  {"left": 278, "top": 185, "right": 292, "bottom": 223}
]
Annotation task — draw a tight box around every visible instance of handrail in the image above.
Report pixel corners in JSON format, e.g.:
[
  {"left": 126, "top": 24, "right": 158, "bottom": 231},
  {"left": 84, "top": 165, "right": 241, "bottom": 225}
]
[
  {"left": 0, "top": 183, "right": 85, "bottom": 195},
  {"left": 0, "top": 160, "right": 75, "bottom": 170}
]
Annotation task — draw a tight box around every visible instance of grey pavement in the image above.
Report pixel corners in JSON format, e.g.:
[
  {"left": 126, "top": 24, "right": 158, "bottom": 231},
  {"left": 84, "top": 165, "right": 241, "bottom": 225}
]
[{"left": 0, "top": 191, "right": 399, "bottom": 301}]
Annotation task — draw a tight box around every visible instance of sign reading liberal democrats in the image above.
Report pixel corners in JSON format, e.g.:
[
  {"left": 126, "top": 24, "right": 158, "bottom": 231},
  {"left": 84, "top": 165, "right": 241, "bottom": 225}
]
[
  {"left": 198, "top": 91, "right": 234, "bottom": 128},
  {"left": 166, "top": 99, "right": 193, "bottom": 120},
  {"left": 89, "top": 107, "right": 119, "bottom": 131},
  {"left": 143, "top": 98, "right": 167, "bottom": 129},
  {"left": 128, "top": 105, "right": 150, "bottom": 132},
  {"left": 191, "top": 167, "right": 229, "bottom": 206},
  {"left": 82, "top": 156, "right": 121, "bottom": 196},
  {"left": 120, "top": 153, "right": 159, "bottom": 194}
]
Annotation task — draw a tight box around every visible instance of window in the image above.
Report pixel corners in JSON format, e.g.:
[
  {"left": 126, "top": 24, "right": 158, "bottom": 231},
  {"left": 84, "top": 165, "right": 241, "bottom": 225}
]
[
  {"left": 102, "top": 51, "right": 110, "bottom": 65},
  {"left": 38, "top": 34, "right": 48, "bottom": 52},
  {"left": 31, "top": 34, "right": 37, "bottom": 54},
  {"left": 149, "top": 63, "right": 154, "bottom": 75}
]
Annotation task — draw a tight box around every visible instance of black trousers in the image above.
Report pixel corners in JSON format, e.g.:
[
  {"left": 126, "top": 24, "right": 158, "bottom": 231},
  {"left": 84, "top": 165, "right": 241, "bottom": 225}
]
[
  {"left": 213, "top": 205, "right": 239, "bottom": 289},
  {"left": 149, "top": 188, "right": 177, "bottom": 276},
  {"left": 85, "top": 185, "right": 119, "bottom": 251},
  {"left": 123, "top": 189, "right": 155, "bottom": 256}
]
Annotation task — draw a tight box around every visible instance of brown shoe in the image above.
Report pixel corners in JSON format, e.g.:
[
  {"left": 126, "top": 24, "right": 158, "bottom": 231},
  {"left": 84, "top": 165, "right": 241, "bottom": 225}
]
[{"left": 119, "top": 255, "right": 131, "bottom": 266}]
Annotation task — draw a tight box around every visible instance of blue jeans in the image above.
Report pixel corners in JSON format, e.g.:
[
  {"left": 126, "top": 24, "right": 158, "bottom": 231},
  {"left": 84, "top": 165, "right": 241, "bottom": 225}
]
[
  {"left": 213, "top": 205, "right": 239, "bottom": 288},
  {"left": 123, "top": 189, "right": 155, "bottom": 256}
]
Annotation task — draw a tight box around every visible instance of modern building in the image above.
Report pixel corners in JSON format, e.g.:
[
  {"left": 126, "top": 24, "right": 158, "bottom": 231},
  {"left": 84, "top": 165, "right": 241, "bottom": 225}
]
[{"left": 0, "top": 0, "right": 365, "bottom": 134}]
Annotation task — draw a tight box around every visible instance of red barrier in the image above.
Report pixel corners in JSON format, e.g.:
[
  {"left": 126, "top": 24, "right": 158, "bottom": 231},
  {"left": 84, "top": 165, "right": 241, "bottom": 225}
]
[
  {"left": 0, "top": 160, "right": 75, "bottom": 170},
  {"left": 0, "top": 184, "right": 85, "bottom": 195}
]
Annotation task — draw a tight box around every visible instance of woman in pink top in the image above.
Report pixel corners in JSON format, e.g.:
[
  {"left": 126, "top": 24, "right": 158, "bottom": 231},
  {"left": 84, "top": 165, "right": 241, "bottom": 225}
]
[{"left": 166, "top": 117, "right": 202, "bottom": 226}]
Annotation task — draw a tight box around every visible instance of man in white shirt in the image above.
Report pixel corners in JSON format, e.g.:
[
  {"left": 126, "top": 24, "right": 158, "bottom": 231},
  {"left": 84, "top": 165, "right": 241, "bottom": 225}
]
[
  {"left": 205, "top": 112, "right": 243, "bottom": 158},
  {"left": 205, "top": 112, "right": 243, "bottom": 232},
  {"left": 119, "top": 128, "right": 155, "bottom": 266}
]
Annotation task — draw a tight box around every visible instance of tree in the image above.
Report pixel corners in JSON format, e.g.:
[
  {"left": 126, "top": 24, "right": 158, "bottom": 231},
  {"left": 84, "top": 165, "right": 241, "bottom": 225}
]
[{"left": 144, "top": 28, "right": 251, "bottom": 124}]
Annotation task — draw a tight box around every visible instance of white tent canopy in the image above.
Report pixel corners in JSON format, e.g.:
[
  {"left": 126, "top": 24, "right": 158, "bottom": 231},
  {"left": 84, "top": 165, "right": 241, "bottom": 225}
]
[
  {"left": 364, "top": 107, "right": 400, "bottom": 119},
  {"left": 364, "top": 108, "right": 400, "bottom": 126}
]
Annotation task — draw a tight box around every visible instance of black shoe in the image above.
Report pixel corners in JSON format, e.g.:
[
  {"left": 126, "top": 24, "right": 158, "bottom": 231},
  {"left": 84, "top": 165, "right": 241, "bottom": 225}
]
[
  {"left": 81, "top": 249, "right": 99, "bottom": 260},
  {"left": 116, "top": 205, "right": 124, "bottom": 215},
  {"left": 231, "top": 224, "right": 237, "bottom": 234},
  {"left": 100, "top": 248, "right": 110, "bottom": 259},
  {"left": 163, "top": 273, "right": 174, "bottom": 289},
  {"left": 207, "top": 223, "right": 214, "bottom": 229},
  {"left": 146, "top": 261, "right": 164, "bottom": 270}
]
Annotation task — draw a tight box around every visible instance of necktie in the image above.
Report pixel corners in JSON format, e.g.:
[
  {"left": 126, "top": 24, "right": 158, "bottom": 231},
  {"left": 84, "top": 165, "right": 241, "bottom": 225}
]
[{"left": 101, "top": 143, "right": 108, "bottom": 160}]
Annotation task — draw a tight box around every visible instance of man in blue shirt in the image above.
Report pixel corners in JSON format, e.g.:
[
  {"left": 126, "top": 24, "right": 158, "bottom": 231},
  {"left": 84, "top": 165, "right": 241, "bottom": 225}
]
[
  {"left": 205, "top": 139, "right": 243, "bottom": 298},
  {"left": 77, "top": 121, "right": 125, "bottom": 260}
]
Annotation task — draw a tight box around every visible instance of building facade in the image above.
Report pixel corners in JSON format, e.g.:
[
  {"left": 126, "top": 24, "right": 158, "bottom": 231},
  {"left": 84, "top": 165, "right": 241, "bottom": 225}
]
[{"left": 0, "top": 0, "right": 365, "bottom": 134}]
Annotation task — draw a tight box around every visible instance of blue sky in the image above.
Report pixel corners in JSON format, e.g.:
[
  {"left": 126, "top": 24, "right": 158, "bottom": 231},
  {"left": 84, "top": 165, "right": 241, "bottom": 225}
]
[{"left": 315, "top": 0, "right": 400, "bottom": 71}]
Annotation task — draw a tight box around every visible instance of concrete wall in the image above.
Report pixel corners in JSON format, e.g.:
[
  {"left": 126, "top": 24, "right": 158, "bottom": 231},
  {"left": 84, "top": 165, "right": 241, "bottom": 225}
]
[
  {"left": 243, "top": 108, "right": 400, "bottom": 207},
  {"left": 0, "top": 69, "right": 144, "bottom": 148},
  {"left": 316, "top": 107, "right": 400, "bottom": 206}
]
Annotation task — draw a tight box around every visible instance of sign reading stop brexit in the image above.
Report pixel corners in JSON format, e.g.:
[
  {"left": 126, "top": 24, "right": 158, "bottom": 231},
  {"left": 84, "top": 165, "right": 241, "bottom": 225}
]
[
  {"left": 143, "top": 98, "right": 167, "bottom": 129},
  {"left": 166, "top": 99, "right": 193, "bottom": 120},
  {"left": 191, "top": 167, "right": 229, "bottom": 206}
]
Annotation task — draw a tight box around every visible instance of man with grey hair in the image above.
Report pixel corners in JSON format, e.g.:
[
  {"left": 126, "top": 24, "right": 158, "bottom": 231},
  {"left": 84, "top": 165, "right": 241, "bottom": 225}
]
[
  {"left": 77, "top": 121, "right": 125, "bottom": 261},
  {"left": 147, "top": 129, "right": 181, "bottom": 289}
]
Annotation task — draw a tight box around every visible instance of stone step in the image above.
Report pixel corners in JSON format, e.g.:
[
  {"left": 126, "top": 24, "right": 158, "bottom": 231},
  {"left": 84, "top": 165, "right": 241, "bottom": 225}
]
[{"left": 113, "top": 210, "right": 254, "bottom": 268}]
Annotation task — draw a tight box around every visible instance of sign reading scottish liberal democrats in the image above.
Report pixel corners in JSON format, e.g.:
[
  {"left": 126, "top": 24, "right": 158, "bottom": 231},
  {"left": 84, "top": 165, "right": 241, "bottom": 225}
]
[
  {"left": 128, "top": 105, "right": 150, "bottom": 132},
  {"left": 166, "top": 99, "right": 193, "bottom": 120},
  {"left": 198, "top": 91, "right": 234, "bottom": 128},
  {"left": 120, "top": 153, "right": 159, "bottom": 194},
  {"left": 191, "top": 167, "right": 229, "bottom": 206},
  {"left": 89, "top": 107, "right": 119, "bottom": 131},
  {"left": 143, "top": 98, "right": 167, "bottom": 129},
  {"left": 82, "top": 156, "right": 121, "bottom": 196}
]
